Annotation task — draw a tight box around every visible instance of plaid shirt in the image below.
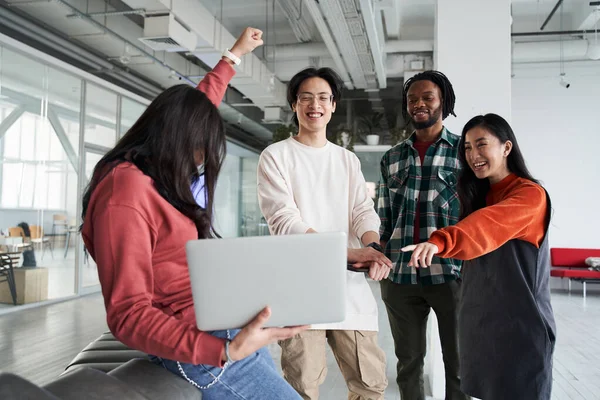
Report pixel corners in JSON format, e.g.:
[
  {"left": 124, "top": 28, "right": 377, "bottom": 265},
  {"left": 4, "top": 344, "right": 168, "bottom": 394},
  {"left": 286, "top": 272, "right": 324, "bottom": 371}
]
[{"left": 377, "top": 127, "right": 462, "bottom": 285}]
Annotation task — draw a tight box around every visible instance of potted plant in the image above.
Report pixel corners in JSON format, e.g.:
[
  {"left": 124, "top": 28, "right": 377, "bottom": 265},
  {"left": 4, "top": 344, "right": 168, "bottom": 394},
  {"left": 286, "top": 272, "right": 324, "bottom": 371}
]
[
  {"left": 358, "top": 112, "right": 385, "bottom": 145},
  {"left": 329, "top": 124, "right": 355, "bottom": 152},
  {"left": 389, "top": 122, "right": 412, "bottom": 145},
  {"left": 272, "top": 124, "right": 297, "bottom": 143}
]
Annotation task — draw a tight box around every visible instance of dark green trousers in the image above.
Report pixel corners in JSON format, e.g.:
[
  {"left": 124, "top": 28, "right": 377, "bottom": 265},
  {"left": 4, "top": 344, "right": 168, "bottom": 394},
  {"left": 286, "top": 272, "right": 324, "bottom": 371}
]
[{"left": 380, "top": 279, "right": 469, "bottom": 400}]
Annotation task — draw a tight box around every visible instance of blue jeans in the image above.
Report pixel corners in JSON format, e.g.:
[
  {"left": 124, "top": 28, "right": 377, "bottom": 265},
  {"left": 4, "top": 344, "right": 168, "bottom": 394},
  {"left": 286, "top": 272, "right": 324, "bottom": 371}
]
[{"left": 150, "top": 329, "right": 301, "bottom": 400}]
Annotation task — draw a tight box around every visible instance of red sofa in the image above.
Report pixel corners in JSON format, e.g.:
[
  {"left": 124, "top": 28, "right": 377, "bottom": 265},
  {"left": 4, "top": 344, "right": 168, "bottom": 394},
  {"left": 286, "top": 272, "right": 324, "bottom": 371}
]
[{"left": 550, "top": 248, "right": 600, "bottom": 297}]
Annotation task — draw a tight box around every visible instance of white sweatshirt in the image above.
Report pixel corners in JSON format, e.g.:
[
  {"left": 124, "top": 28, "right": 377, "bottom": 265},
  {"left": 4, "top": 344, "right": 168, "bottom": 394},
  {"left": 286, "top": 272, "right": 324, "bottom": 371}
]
[{"left": 257, "top": 137, "right": 380, "bottom": 331}]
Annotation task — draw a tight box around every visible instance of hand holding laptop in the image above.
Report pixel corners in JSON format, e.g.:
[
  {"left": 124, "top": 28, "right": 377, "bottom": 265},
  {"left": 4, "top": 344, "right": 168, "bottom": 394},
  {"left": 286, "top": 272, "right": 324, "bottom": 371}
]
[{"left": 222, "top": 306, "right": 309, "bottom": 362}]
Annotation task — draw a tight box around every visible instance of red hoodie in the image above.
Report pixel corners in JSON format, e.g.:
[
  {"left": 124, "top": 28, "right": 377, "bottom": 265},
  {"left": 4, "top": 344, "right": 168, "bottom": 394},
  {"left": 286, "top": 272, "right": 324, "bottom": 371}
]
[{"left": 81, "top": 60, "right": 234, "bottom": 367}]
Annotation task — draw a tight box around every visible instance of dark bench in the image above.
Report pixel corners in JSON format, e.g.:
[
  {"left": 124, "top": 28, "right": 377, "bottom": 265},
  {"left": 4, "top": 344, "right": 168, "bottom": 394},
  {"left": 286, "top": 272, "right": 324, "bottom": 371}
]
[
  {"left": 550, "top": 247, "right": 600, "bottom": 297},
  {"left": 0, "top": 332, "right": 201, "bottom": 400}
]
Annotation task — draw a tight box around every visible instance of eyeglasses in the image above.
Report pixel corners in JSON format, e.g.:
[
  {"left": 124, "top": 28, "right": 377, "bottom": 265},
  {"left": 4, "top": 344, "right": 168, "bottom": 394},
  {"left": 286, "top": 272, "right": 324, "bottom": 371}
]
[{"left": 297, "top": 93, "right": 334, "bottom": 106}]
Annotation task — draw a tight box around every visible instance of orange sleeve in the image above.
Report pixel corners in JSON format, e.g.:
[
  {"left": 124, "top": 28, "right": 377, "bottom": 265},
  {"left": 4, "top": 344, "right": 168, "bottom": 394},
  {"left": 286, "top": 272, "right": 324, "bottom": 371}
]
[
  {"left": 196, "top": 59, "right": 235, "bottom": 106},
  {"left": 428, "top": 182, "right": 547, "bottom": 260}
]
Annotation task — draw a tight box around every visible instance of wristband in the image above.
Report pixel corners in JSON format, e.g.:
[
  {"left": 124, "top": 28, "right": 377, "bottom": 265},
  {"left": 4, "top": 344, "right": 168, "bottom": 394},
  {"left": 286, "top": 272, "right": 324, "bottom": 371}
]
[
  {"left": 367, "top": 242, "right": 383, "bottom": 253},
  {"left": 222, "top": 48, "right": 241, "bottom": 65},
  {"left": 224, "top": 339, "right": 235, "bottom": 363}
]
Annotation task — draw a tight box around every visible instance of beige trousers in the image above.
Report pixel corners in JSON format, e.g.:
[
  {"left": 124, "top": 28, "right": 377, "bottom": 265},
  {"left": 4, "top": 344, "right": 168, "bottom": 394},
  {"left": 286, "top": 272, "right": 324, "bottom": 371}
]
[{"left": 279, "top": 329, "right": 388, "bottom": 400}]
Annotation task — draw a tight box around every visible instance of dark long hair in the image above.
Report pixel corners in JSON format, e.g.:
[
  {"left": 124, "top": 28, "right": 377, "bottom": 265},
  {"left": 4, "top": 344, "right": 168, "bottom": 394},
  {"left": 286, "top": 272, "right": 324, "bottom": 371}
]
[
  {"left": 287, "top": 67, "right": 344, "bottom": 127},
  {"left": 457, "top": 113, "right": 539, "bottom": 219},
  {"left": 81, "top": 84, "right": 226, "bottom": 239},
  {"left": 402, "top": 70, "right": 456, "bottom": 122}
]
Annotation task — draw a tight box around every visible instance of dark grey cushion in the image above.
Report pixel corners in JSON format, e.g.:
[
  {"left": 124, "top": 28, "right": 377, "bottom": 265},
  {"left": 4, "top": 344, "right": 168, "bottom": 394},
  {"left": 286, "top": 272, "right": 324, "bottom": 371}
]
[
  {"left": 82, "top": 340, "right": 132, "bottom": 352},
  {"left": 64, "top": 350, "right": 147, "bottom": 373},
  {"left": 44, "top": 367, "right": 150, "bottom": 400},
  {"left": 0, "top": 373, "right": 60, "bottom": 400},
  {"left": 109, "top": 359, "right": 202, "bottom": 400}
]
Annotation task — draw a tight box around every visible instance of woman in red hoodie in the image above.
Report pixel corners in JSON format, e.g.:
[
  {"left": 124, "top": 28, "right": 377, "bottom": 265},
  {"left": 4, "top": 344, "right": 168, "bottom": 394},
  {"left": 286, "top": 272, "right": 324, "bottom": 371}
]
[
  {"left": 402, "top": 113, "right": 556, "bottom": 400},
  {"left": 81, "top": 28, "right": 306, "bottom": 399}
]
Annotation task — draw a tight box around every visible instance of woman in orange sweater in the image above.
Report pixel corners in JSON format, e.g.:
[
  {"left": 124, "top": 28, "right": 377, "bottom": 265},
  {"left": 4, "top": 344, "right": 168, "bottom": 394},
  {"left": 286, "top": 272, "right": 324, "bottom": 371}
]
[
  {"left": 402, "top": 113, "right": 556, "bottom": 400},
  {"left": 81, "top": 28, "right": 306, "bottom": 399}
]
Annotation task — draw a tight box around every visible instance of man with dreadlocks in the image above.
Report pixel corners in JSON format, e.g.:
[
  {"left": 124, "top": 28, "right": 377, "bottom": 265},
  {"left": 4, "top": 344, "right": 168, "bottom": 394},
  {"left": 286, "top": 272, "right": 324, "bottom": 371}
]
[{"left": 377, "top": 71, "right": 468, "bottom": 400}]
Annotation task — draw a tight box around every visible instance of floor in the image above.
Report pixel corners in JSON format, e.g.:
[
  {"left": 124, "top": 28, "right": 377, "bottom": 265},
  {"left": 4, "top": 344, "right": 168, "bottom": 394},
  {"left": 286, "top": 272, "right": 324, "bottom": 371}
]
[{"left": 0, "top": 283, "right": 599, "bottom": 399}]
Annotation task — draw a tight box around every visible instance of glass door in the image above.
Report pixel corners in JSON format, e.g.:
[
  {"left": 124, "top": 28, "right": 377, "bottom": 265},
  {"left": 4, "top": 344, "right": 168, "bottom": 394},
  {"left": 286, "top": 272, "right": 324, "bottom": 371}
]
[{"left": 76, "top": 145, "right": 107, "bottom": 294}]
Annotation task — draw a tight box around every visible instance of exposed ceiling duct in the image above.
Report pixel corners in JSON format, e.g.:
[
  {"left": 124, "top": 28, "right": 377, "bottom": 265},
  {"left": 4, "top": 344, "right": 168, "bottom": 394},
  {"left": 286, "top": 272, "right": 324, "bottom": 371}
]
[
  {"left": 302, "top": 0, "right": 354, "bottom": 89},
  {"left": 317, "top": 0, "right": 375, "bottom": 89},
  {"left": 358, "top": 0, "right": 387, "bottom": 89},
  {"left": 120, "top": 0, "right": 287, "bottom": 110},
  {"left": 138, "top": 13, "right": 197, "bottom": 52},
  {"left": 512, "top": 39, "right": 599, "bottom": 63},
  {"left": 1, "top": 0, "right": 275, "bottom": 146},
  {"left": 277, "top": 0, "right": 313, "bottom": 43},
  {"left": 266, "top": 40, "right": 435, "bottom": 59}
]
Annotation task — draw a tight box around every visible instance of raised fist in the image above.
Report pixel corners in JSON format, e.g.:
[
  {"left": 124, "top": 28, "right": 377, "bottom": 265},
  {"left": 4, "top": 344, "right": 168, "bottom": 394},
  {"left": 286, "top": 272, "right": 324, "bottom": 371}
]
[{"left": 229, "top": 27, "right": 263, "bottom": 58}]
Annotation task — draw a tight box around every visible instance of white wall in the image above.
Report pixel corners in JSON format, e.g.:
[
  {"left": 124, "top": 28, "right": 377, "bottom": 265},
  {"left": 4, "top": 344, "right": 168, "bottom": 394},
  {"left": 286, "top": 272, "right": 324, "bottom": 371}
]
[{"left": 511, "top": 61, "right": 600, "bottom": 249}]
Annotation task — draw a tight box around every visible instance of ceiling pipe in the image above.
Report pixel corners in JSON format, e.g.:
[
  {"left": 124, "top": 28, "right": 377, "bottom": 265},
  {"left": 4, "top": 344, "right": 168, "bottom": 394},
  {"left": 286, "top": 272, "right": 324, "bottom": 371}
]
[
  {"left": 384, "top": 40, "right": 434, "bottom": 53},
  {"left": 512, "top": 29, "right": 589, "bottom": 37},
  {"left": 540, "top": 0, "right": 564, "bottom": 31},
  {"left": 512, "top": 39, "right": 594, "bottom": 63},
  {"left": 266, "top": 40, "right": 435, "bottom": 60}
]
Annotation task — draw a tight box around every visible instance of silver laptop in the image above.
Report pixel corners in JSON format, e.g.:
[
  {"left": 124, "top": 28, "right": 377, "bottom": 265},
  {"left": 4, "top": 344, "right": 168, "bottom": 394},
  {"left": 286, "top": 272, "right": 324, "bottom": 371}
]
[{"left": 186, "top": 232, "right": 347, "bottom": 331}]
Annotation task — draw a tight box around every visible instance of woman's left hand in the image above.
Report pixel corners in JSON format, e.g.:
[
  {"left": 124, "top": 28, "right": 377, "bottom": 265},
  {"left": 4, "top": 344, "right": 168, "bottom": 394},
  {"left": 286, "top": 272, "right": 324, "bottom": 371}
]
[
  {"left": 401, "top": 242, "right": 439, "bottom": 268},
  {"left": 229, "top": 27, "right": 263, "bottom": 58}
]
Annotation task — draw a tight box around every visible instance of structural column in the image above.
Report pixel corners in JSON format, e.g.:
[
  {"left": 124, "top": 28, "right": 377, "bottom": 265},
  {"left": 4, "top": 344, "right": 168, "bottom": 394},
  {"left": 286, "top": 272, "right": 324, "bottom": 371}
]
[
  {"left": 424, "top": 1, "right": 511, "bottom": 398},
  {"left": 435, "top": 0, "right": 512, "bottom": 133}
]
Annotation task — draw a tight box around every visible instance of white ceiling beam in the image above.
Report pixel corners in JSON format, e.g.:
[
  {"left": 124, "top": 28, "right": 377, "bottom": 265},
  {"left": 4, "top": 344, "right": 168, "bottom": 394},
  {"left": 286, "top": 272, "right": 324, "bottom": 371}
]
[
  {"left": 303, "top": 0, "right": 354, "bottom": 89},
  {"left": 277, "top": 0, "right": 312, "bottom": 42},
  {"left": 317, "top": 0, "right": 368, "bottom": 89},
  {"left": 377, "top": 0, "right": 401, "bottom": 39},
  {"left": 359, "top": 0, "right": 387, "bottom": 88}
]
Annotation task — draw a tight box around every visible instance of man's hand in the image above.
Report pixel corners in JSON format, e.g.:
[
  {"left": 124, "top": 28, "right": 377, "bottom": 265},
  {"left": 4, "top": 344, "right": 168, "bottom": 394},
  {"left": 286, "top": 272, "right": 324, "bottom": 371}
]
[
  {"left": 348, "top": 248, "right": 392, "bottom": 269},
  {"left": 401, "top": 242, "right": 439, "bottom": 268},
  {"left": 229, "top": 27, "right": 263, "bottom": 59}
]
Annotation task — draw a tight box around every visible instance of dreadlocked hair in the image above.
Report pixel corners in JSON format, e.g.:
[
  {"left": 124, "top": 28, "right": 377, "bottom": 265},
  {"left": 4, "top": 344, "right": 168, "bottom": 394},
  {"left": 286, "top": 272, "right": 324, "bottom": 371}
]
[{"left": 402, "top": 70, "right": 457, "bottom": 122}]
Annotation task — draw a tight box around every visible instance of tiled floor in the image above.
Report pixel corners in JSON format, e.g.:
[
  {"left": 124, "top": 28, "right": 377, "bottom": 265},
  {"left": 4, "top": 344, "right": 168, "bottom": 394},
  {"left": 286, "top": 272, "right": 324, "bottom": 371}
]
[{"left": 0, "top": 282, "right": 599, "bottom": 399}]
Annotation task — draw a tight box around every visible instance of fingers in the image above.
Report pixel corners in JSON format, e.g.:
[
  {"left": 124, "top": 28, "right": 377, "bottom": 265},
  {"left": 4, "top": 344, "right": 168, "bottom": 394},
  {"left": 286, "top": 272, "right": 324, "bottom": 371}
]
[
  {"left": 248, "top": 306, "right": 271, "bottom": 330},
  {"left": 368, "top": 262, "right": 377, "bottom": 280},
  {"left": 382, "top": 264, "right": 391, "bottom": 279},
  {"left": 269, "top": 325, "right": 309, "bottom": 341},
  {"left": 426, "top": 245, "right": 436, "bottom": 267},
  {"left": 409, "top": 245, "right": 422, "bottom": 268},
  {"left": 401, "top": 244, "right": 416, "bottom": 252},
  {"left": 249, "top": 28, "right": 263, "bottom": 44},
  {"left": 376, "top": 252, "right": 393, "bottom": 268},
  {"left": 249, "top": 27, "right": 263, "bottom": 38},
  {"left": 368, "top": 262, "right": 389, "bottom": 281},
  {"left": 406, "top": 244, "right": 437, "bottom": 268},
  {"left": 360, "top": 248, "right": 393, "bottom": 267}
]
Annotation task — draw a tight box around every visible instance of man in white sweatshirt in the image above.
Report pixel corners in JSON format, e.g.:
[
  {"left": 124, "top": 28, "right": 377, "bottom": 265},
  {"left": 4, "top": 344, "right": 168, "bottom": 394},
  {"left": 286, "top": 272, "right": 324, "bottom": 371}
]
[{"left": 257, "top": 67, "right": 391, "bottom": 400}]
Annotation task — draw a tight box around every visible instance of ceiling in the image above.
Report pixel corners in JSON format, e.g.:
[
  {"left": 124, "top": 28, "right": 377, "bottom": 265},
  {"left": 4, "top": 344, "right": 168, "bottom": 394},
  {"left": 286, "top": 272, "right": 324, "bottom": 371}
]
[{"left": 0, "top": 0, "right": 598, "bottom": 150}]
